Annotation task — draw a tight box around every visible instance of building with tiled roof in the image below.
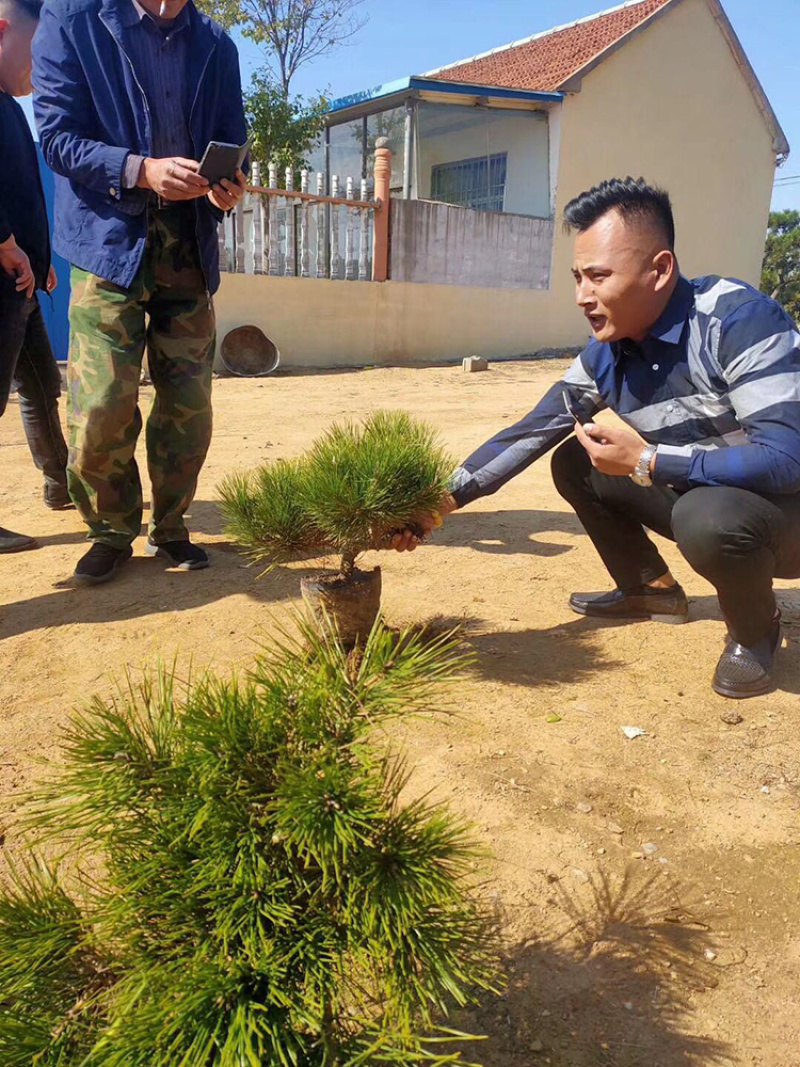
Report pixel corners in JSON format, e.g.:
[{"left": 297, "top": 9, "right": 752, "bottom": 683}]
[
  {"left": 427, "top": 0, "right": 677, "bottom": 93},
  {"left": 217, "top": 0, "right": 791, "bottom": 368},
  {"left": 424, "top": 0, "right": 787, "bottom": 157}
]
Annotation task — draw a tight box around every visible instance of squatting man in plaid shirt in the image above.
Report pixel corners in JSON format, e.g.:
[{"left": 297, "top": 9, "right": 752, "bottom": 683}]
[{"left": 391, "top": 178, "right": 800, "bottom": 701}]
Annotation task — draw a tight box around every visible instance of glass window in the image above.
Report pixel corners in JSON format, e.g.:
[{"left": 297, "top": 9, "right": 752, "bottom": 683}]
[
  {"left": 304, "top": 136, "right": 326, "bottom": 184},
  {"left": 431, "top": 153, "right": 508, "bottom": 212},
  {"left": 416, "top": 102, "right": 549, "bottom": 217},
  {"left": 328, "top": 118, "right": 366, "bottom": 192},
  {"left": 366, "top": 107, "right": 406, "bottom": 196}
]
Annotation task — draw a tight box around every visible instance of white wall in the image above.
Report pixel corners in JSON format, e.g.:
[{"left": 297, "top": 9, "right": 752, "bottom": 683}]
[{"left": 214, "top": 273, "right": 567, "bottom": 372}]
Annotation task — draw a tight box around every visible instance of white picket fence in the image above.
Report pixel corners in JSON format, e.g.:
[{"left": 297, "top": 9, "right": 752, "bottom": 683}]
[{"left": 219, "top": 161, "right": 375, "bottom": 281}]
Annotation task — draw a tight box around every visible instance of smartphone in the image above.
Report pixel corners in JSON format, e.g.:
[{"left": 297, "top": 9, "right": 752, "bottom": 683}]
[
  {"left": 562, "top": 389, "right": 588, "bottom": 424},
  {"left": 198, "top": 138, "right": 250, "bottom": 187},
  {"left": 562, "top": 389, "right": 603, "bottom": 440}
]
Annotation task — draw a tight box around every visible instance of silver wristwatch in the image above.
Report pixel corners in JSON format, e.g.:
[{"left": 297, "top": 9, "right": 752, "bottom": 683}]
[{"left": 630, "top": 443, "right": 658, "bottom": 487}]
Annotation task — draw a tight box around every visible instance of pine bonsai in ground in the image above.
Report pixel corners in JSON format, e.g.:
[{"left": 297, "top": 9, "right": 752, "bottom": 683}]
[
  {"left": 0, "top": 618, "right": 498, "bottom": 1066},
  {"left": 218, "top": 411, "right": 454, "bottom": 642}
]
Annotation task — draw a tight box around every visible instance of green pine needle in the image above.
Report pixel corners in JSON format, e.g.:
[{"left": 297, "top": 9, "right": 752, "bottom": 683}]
[
  {"left": 1, "top": 614, "right": 499, "bottom": 1066},
  {"left": 218, "top": 411, "right": 454, "bottom": 570}
]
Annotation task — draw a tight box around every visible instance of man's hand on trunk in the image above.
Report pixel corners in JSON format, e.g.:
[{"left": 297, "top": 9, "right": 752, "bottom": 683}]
[{"left": 388, "top": 492, "right": 459, "bottom": 552}]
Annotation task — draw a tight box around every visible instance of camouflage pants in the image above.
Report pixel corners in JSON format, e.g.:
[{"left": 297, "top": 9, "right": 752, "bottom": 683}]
[{"left": 67, "top": 206, "right": 216, "bottom": 548}]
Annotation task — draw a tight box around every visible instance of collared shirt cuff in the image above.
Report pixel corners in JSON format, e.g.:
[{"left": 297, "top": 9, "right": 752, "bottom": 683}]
[
  {"left": 652, "top": 445, "right": 693, "bottom": 486},
  {"left": 448, "top": 466, "right": 480, "bottom": 508},
  {"left": 123, "top": 154, "right": 146, "bottom": 190}
]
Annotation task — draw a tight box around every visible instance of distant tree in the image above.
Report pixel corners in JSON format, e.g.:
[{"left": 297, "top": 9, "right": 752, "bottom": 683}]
[
  {"left": 245, "top": 69, "right": 327, "bottom": 176},
  {"left": 198, "top": 0, "right": 368, "bottom": 98},
  {"left": 761, "top": 209, "right": 800, "bottom": 322}
]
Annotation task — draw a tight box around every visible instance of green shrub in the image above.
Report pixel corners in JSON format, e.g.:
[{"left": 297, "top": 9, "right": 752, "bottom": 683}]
[
  {"left": 218, "top": 411, "right": 453, "bottom": 574},
  {"left": 0, "top": 619, "right": 498, "bottom": 1066}
]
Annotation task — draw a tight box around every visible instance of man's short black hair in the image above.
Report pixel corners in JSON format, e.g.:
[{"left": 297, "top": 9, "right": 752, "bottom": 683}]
[{"left": 563, "top": 177, "right": 675, "bottom": 251}]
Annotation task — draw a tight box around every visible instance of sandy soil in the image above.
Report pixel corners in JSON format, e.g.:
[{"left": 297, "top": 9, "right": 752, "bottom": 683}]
[{"left": 2, "top": 359, "right": 799, "bottom": 1066}]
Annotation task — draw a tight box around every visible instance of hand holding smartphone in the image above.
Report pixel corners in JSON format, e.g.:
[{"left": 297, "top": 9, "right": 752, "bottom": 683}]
[
  {"left": 562, "top": 389, "right": 594, "bottom": 428},
  {"left": 198, "top": 138, "right": 250, "bottom": 187},
  {"left": 563, "top": 389, "right": 613, "bottom": 448}
]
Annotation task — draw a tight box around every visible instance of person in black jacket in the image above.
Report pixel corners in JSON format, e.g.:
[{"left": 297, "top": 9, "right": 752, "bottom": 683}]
[{"left": 0, "top": 0, "right": 70, "bottom": 553}]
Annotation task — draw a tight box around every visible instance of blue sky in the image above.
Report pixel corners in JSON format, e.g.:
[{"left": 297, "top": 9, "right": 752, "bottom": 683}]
[{"left": 21, "top": 0, "right": 799, "bottom": 210}]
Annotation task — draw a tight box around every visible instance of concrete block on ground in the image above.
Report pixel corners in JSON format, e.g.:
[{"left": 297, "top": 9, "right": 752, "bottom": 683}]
[{"left": 463, "top": 356, "right": 489, "bottom": 373}]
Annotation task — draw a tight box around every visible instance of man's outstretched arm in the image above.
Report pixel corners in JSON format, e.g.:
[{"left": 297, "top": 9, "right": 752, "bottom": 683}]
[{"left": 390, "top": 354, "right": 603, "bottom": 551}]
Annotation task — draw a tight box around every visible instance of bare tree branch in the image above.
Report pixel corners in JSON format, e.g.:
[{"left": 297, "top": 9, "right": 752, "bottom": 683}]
[{"left": 198, "top": 0, "right": 368, "bottom": 97}]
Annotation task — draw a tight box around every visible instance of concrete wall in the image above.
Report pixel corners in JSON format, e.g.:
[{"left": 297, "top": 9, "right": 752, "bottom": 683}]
[
  {"left": 389, "top": 200, "right": 554, "bottom": 289},
  {"left": 214, "top": 0, "right": 779, "bottom": 367},
  {"left": 213, "top": 273, "right": 568, "bottom": 370}
]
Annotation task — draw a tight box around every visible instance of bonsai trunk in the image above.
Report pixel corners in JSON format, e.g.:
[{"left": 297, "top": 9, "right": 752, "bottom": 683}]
[{"left": 301, "top": 549, "right": 381, "bottom": 646}]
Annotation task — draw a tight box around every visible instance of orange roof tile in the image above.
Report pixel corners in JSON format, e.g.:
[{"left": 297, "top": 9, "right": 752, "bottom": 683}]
[{"left": 427, "top": 0, "right": 674, "bottom": 92}]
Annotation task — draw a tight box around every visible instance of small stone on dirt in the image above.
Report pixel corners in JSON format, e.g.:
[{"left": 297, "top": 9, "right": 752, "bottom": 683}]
[
  {"left": 721, "top": 709, "right": 744, "bottom": 725},
  {"left": 704, "top": 949, "right": 718, "bottom": 961},
  {"left": 608, "top": 822, "right": 624, "bottom": 835},
  {"left": 577, "top": 802, "right": 593, "bottom": 814},
  {"left": 622, "top": 726, "right": 646, "bottom": 739},
  {"left": 545, "top": 713, "right": 562, "bottom": 723},
  {"left": 463, "top": 355, "right": 489, "bottom": 373},
  {"left": 643, "top": 842, "right": 658, "bottom": 855},
  {"left": 531, "top": 1039, "right": 544, "bottom": 1053},
  {"left": 632, "top": 851, "right": 644, "bottom": 859}
]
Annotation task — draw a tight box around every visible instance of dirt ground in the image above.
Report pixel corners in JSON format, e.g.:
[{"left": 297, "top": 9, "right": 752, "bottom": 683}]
[{"left": 2, "top": 359, "right": 800, "bottom": 1067}]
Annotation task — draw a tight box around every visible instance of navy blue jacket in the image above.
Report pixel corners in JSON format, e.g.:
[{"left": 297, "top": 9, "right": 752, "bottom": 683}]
[
  {"left": 0, "top": 93, "right": 50, "bottom": 289},
  {"left": 32, "top": 0, "right": 246, "bottom": 294}
]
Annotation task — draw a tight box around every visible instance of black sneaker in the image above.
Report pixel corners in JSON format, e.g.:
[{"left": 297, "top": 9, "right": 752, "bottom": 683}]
[
  {"left": 712, "top": 617, "right": 782, "bottom": 699},
  {"left": 569, "top": 583, "right": 689, "bottom": 624},
  {"left": 74, "top": 543, "right": 133, "bottom": 585},
  {"left": 145, "top": 539, "right": 209, "bottom": 570},
  {"left": 0, "top": 526, "right": 37, "bottom": 553}
]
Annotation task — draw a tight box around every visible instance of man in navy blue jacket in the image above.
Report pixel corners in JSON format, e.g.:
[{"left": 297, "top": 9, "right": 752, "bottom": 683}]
[
  {"left": 0, "top": 0, "right": 71, "bottom": 551},
  {"left": 32, "top": 0, "right": 247, "bottom": 584}
]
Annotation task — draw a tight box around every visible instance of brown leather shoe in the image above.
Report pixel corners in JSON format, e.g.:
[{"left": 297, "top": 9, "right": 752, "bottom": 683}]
[
  {"left": 569, "top": 584, "right": 689, "bottom": 624},
  {"left": 0, "top": 526, "right": 38, "bottom": 553}
]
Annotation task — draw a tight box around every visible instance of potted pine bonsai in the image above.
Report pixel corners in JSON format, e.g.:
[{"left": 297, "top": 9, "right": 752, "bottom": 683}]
[
  {"left": 0, "top": 618, "right": 498, "bottom": 1066},
  {"left": 218, "top": 411, "right": 453, "bottom": 644}
]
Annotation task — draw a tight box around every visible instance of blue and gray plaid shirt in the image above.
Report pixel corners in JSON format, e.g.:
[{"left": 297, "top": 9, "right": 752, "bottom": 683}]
[{"left": 450, "top": 275, "right": 800, "bottom": 506}]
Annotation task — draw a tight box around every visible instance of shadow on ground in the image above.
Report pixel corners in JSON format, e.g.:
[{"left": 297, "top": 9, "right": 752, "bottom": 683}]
[
  {"left": 0, "top": 528, "right": 312, "bottom": 644},
  {"left": 438, "top": 509, "right": 582, "bottom": 558},
  {"left": 410, "top": 613, "right": 625, "bottom": 690},
  {"left": 459, "top": 867, "right": 734, "bottom": 1067}
]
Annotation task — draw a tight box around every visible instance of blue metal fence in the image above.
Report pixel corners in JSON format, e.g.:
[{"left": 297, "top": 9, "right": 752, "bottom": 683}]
[{"left": 35, "top": 145, "right": 70, "bottom": 364}]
